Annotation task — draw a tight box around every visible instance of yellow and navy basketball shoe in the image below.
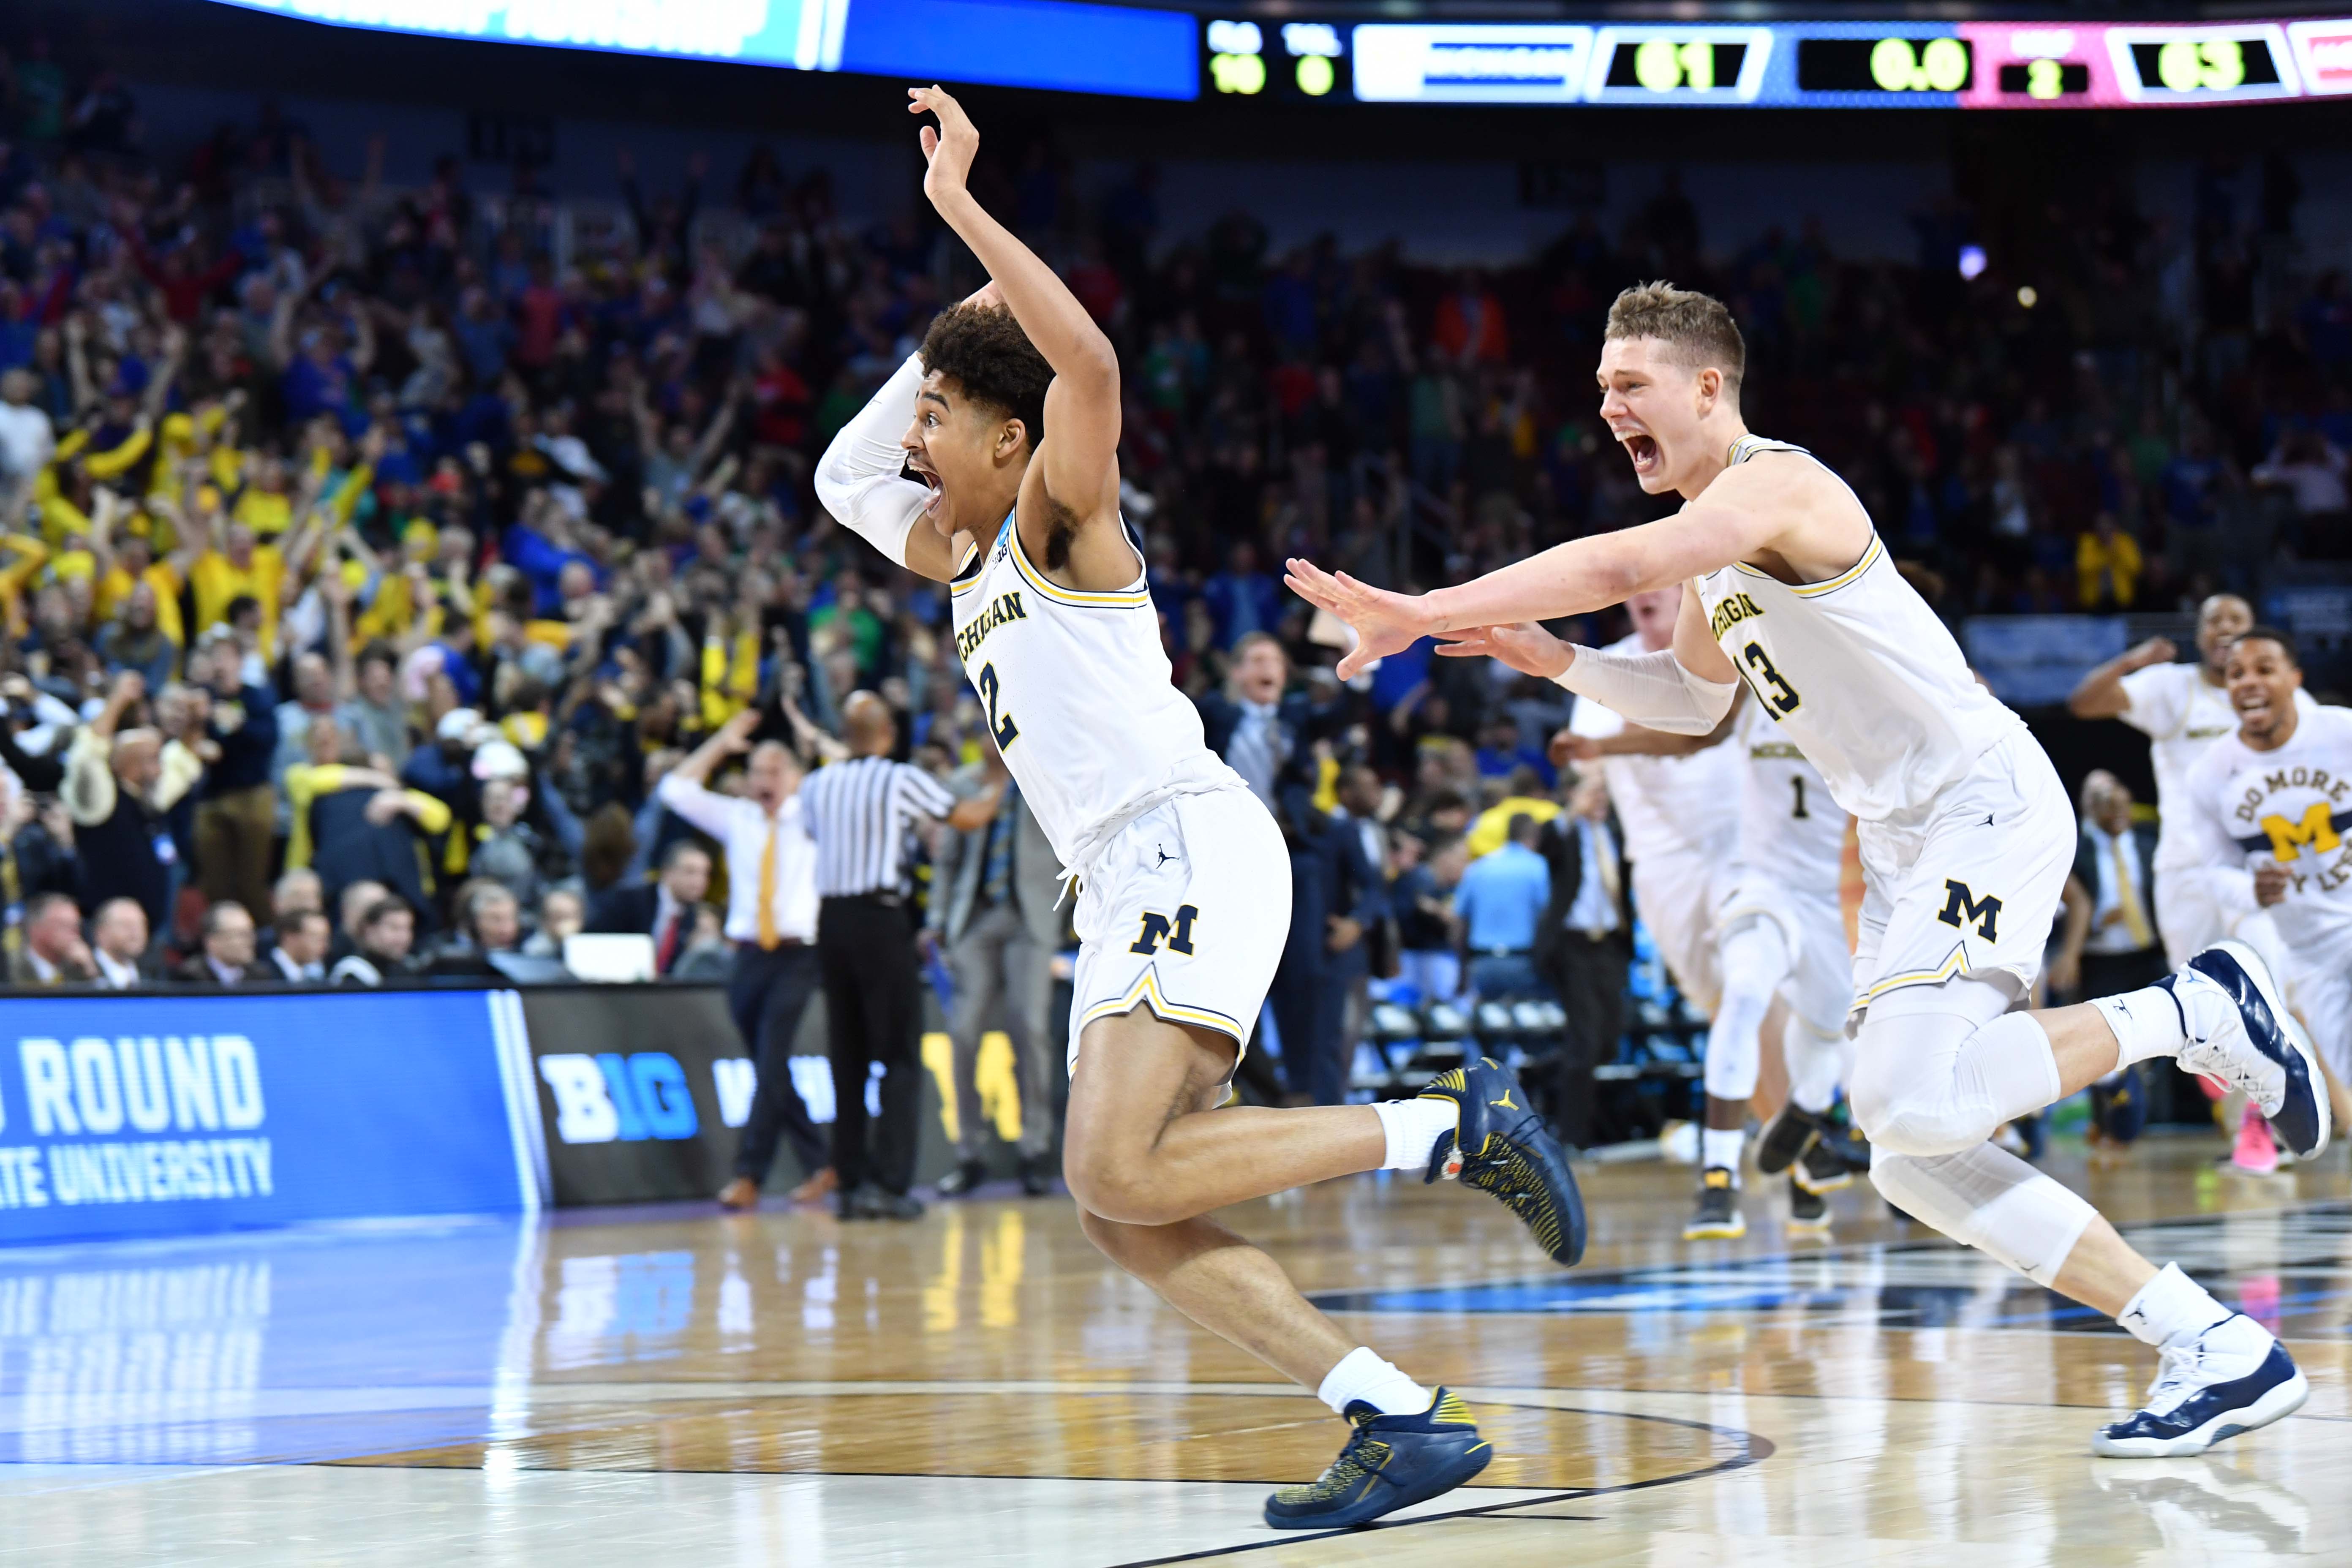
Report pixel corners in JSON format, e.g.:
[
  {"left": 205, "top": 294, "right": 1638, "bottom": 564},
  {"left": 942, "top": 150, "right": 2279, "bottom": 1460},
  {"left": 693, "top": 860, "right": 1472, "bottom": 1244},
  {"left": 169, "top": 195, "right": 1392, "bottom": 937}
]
[
  {"left": 1419, "top": 1056, "right": 1586, "bottom": 1265},
  {"left": 1264, "top": 1388, "right": 1491, "bottom": 1530}
]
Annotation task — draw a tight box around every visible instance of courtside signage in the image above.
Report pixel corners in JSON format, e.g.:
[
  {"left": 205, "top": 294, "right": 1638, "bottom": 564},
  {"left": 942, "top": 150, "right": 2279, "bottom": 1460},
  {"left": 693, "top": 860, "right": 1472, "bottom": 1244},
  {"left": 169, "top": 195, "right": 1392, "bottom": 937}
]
[{"left": 0, "top": 992, "right": 530, "bottom": 1244}]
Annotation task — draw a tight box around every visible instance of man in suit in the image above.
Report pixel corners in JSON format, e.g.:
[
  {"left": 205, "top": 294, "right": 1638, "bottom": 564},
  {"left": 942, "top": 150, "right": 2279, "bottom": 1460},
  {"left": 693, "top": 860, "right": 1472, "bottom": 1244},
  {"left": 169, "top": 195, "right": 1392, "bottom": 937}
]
[
  {"left": 2051, "top": 770, "right": 2165, "bottom": 1145},
  {"left": 1534, "top": 773, "right": 1633, "bottom": 1152},
  {"left": 90, "top": 897, "right": 161, "bottom": 989},
  {"left": 929, "top": 748, "right": 1064, "bottom": 1196},
  {"left": 588, "top": 840, "right": 713, "bottom": 977},
  {"left": 173, "top": 901, "right": 258, "bottom": 987},
  {"left": 11, "top": 892, "right": 96, "bottom": 986},
  {"left": 263, "top": 908, "right": 332, "bottom": 983}
]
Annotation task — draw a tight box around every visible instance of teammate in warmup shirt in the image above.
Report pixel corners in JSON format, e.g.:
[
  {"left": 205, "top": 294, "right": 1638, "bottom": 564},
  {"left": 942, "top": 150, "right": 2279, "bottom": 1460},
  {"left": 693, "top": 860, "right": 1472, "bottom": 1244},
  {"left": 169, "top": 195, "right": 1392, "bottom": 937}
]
[
  {"left": 1293, "top": 281, "right": 2326, "bottom": 1459},
  {"left": 2180, "top": 630, "right": 2352, "bottom": 1119},
  {"left": 811, "top": 86, "right": 1585, "bottom": 1528}
]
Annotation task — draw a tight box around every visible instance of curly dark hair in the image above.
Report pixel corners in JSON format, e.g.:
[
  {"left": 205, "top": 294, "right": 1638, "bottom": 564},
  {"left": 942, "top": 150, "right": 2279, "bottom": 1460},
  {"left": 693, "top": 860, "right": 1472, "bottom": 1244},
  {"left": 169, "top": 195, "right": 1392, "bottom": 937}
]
[{"left": 918, "top": 302, "right": 1052, "bottom": 453}]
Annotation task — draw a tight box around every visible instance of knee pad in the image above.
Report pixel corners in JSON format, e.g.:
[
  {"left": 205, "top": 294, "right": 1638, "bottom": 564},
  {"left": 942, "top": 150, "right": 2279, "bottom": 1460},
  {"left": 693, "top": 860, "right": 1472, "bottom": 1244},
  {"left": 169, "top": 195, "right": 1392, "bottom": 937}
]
[
  {"left": 1850, "top": 980, "right": 2057, "bottom": 1157},
  {"left": 1869, "top": 1143, "right": 2095, "bottom": 1287},
  {"left": 1704, "top": 917, "right": 1788, "bottom": 1102}
]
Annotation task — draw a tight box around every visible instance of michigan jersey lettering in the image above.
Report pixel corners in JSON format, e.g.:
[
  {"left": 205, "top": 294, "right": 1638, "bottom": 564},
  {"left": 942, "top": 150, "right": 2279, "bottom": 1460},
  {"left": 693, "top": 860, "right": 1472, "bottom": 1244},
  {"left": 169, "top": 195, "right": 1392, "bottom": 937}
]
[
  {"left": 1709, "top": 591, "right": 1765, "bottom": 641},
  {"left": 955, "top": 591, "right": 1028, "bottom": 662},
  {"left": 1938, "top": 879, "right": 2003, "bottom": 942}
]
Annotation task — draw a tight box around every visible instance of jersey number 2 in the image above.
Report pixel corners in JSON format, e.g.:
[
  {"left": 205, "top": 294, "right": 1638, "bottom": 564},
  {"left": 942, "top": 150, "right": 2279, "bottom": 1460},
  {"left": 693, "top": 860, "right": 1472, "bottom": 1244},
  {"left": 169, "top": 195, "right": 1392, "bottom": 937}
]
[
  {"left": 1742, "top": 641, "right": 1802, "bottom": 716},
  {"left": 978, "top": 662, "right": 1019, "bottom": 749}
]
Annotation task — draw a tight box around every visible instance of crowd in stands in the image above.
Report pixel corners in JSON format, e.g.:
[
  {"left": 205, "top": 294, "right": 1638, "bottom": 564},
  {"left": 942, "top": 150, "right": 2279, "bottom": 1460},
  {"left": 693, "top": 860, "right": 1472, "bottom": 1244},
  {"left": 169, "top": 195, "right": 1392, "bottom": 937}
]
[{"left": 0, "top": 38, "right": 2345, "bottom": 1023}]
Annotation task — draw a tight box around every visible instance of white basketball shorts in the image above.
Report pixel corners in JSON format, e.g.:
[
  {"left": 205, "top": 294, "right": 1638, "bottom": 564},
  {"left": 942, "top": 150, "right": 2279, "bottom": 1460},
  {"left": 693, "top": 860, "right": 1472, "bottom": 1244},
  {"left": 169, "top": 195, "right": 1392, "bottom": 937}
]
[
  {"left": 1066, "top": 784, "right": 1291, "bottom": 1075},
  {"left": 1720, "top": 868, "right": 1854, "bottom": 1034},
  {"left": 1630, "top": 835, "right": 1739, "bottom": 1018}
]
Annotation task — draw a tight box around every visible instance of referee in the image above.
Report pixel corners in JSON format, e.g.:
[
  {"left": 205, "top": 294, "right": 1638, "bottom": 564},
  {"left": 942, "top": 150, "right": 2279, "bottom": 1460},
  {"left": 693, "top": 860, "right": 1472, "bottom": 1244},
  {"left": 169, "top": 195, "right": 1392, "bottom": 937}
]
[{"left": 801, "top": 691, "right": 1002, "bottom": 1218}]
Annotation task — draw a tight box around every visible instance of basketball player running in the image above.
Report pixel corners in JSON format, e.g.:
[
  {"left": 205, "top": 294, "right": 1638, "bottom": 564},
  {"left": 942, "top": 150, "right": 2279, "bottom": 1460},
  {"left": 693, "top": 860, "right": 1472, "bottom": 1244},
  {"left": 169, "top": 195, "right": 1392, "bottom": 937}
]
[
  {"left": 1556, "top": 585, "right": 1750, "bottom": 1236},
  {"left": 2182, "top": 631, "right": 2352, "bottom": 1111},
  {"left": 1290, "top": 283, "right": 2325, "bottom": 1457},
  {"left": 1561, "top": 688, "right": 1865, "bottom": 1236},
  {"left": 2070, "top": 595, "right": 2310, "bottom": 1171},
  {"left": 817, "top": 89, "right": 1582, "bottom": 1529}
]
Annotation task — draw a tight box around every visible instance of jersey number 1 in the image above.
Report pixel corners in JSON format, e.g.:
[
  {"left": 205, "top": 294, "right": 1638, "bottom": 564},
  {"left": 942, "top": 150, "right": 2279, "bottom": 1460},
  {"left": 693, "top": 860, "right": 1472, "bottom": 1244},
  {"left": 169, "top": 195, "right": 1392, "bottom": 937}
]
[{"left": 978, "top": 662, "right": 1019, "bottom": 749}]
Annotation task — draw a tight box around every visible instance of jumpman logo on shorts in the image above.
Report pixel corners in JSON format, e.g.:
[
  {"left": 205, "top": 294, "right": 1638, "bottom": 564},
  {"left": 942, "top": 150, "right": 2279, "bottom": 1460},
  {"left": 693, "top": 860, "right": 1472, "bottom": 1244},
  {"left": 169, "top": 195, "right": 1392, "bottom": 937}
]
[{"left": 1155, "top": 844, "right": 1176, "bottom": 868}]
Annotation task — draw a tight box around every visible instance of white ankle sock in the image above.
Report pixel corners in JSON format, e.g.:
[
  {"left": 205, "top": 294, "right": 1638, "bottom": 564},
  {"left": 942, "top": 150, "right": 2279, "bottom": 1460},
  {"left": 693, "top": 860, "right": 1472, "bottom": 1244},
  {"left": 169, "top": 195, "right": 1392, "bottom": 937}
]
[
  {"left": 2117, "top": 1261, "right": 2232, "bottom": 1348},
  {"left": 1373, "top": 1097, "right": 1459, "bottom": 1172},
  {"left": 1701, "top": 1127, "right": 1745, "bottom": 1180},
  {"left": 2093, "top": 982, "right": 2189, "bottom": 1070},
  {"left": 1318, "top": 1347, "right": 1432, "bottom": 1416}
]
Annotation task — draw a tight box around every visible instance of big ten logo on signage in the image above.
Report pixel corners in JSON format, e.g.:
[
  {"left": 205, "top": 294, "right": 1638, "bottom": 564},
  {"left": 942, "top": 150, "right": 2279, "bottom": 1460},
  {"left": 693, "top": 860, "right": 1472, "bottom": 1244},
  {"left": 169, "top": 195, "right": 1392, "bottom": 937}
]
[
  {"left": 0, "top": 1035, "right": 270, "bottom": 1211},
  {"left": 542, "top": 1250, "right": 697, "bottom": 1370},
  {"left": 537, "top": 1053, "right": 699, "bottom": 1144},
  {"left": 0, "top": 1261, "right": 268, "bottom": 1462}
]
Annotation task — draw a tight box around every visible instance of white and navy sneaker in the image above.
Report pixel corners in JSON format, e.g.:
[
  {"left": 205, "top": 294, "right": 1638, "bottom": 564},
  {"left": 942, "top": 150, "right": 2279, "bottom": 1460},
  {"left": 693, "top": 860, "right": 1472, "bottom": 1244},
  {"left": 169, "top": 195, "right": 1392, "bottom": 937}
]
[
  {"left": 2166, "top": 942, "right": 2330, "bottom": 1160},
  {"left": 2093, "top": 1314, "right": 2309, "bottom": 1458}
]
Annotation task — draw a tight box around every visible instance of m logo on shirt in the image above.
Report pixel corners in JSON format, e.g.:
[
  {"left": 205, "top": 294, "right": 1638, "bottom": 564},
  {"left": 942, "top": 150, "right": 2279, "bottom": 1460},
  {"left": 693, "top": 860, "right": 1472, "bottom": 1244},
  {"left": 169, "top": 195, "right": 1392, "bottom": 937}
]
[
  {"left": 2259, "top": 801, "right": 2343, "bottom": 862},
  {"left": 1937, "top": 879, "right": 2003, "bottom": 943}
]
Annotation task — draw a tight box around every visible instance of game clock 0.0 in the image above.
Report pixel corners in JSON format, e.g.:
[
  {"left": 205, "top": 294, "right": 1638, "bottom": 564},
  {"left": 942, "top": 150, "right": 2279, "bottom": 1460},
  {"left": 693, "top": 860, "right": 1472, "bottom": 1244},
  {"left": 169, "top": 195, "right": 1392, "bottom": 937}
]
[
  {"left": 1797, "top": 35, "right": 1972, "bottom": 95},
  {"left": 1203, "top": 18, "right": 1349, "bottom": 99}
]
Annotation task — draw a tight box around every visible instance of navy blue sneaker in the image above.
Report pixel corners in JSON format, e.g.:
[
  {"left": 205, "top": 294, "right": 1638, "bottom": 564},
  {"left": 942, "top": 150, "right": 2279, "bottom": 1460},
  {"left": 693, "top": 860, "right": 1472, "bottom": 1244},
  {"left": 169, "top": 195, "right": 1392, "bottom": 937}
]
[
  {"left": 2094, "top": 1315, "right": 2309, "bottom": 1457},
  {"left": 1264, "top": 1389, "right": 1491, "bottom": 1529},
  {"left": 2173, "top": 942, "right": 2330, "bottom": 1159},
  {"left": 1420, "top": 1056, "right": 1586, "bottom": 1265}
]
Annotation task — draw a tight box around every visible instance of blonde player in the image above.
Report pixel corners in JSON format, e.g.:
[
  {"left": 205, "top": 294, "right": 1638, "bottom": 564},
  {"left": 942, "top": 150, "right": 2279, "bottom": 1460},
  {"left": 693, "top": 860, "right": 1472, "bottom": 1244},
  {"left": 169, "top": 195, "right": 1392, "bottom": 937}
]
[
  {"left": 1562, "top": 689, "right": 1862, "bottom": 1237},
  {"left": 814, "top": 88, "right": 1583, "bottom": 1531},
  {"left": 2180, "top": 630, "right": 2352, "bottom": 1099},
  {"left": 1290, "top": 282, "right": 2325, "bottom": 1458}
]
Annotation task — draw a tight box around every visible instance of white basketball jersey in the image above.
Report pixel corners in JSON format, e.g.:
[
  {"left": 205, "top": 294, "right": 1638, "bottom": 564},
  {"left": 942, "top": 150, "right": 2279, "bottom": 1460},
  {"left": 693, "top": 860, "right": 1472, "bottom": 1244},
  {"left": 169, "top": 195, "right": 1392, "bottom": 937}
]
[
  {"left": 1568, "top": 634, "right": 1742, "bottom": 862},
  {"left": 2121, "top": 659, "right": 2315, "bottom": 872},
  {"left": 1692, "top": 436, "right": 2025, "bottom": 823},
  {"left": 2181, "top": 704, "right": 2352, "bottom": 965},
  {"left": 1734, "top": 695, "right": 1848, "bottom": 895},
  {"left": 950, "top": 514, "right": 1241, "bottom": 869}
]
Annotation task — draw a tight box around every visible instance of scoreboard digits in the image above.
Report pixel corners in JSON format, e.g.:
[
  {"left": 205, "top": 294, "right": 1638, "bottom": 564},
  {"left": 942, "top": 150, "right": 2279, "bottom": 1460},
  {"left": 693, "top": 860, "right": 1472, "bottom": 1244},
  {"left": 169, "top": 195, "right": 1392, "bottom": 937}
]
[{"left": 1217, "top": 15, "right": 2341, "bottom": 108}]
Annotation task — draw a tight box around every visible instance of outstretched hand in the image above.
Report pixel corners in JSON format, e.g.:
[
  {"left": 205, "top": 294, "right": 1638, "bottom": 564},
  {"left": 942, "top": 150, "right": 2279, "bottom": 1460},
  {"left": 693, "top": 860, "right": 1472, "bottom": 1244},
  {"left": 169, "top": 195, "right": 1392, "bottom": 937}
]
[
  {"left": 909, "top": 86, "right": 978, "bottom": 207},
  {"left": 1434, "top": 622, "right": 1573, "bottom": 681},
  {"left": 1283, "top": 558, "right": 1436, "bottom": 680}
]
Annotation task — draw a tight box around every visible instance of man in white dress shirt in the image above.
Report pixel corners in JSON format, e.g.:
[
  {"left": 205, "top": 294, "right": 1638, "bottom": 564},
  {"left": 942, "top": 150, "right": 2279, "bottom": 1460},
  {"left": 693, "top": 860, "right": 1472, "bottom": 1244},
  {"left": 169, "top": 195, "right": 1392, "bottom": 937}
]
[{"left": 657, "top": 709, "right": 834, "bottom": 1211}]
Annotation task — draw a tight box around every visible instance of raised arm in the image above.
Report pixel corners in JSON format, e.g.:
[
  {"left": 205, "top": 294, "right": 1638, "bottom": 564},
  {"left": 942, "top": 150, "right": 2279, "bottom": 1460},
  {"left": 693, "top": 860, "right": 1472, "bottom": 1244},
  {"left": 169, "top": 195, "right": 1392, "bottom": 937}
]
[
  {"left": 909, "top": 87, "right": 1120, "bottom": 533},
  {"left": 2067, "top": 635, "right": 2176, "bottom": 721}
]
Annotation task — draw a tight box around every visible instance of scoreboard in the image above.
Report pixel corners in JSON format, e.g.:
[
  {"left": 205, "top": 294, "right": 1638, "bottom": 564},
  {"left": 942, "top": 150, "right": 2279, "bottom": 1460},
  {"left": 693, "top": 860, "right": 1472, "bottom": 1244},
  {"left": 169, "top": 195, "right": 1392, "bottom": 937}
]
[{"left": 1256, "top": 16, "right": 2352, "bottom": 108}]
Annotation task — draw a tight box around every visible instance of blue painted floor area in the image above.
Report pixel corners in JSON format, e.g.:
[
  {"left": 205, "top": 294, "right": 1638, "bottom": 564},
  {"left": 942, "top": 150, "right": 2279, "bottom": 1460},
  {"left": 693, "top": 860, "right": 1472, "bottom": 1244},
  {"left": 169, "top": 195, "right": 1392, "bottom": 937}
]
[
  {"left": 1311, "top": 1201, "right": 2352, "bottom": 1339},
  {"left": 0, "top": 1214, "right": 536, "bottom": 1467}
]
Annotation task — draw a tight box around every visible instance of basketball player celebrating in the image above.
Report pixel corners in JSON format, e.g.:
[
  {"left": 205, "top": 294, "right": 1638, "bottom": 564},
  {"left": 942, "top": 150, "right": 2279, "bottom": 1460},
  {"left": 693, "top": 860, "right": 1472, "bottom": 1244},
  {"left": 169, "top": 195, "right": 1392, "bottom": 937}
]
[
  {"left": 1290, "top": 283, "right": 2325, "bottom": 1457},
  {"left": 2070, "top": 594, "right": 2309, "bottom": 1171},
  {"left": 1561, "top": 688, "right": 1865, "bottom": 1236},
  {"left": 2183, "top": 631, "right": 2352, "bottom": 1103},
  {"left": 1556, "top": 585, "right": 1751, "bottom": 1236},
  {"left": 817, "top": 88, "right": 1582, "bottom": 1529}
]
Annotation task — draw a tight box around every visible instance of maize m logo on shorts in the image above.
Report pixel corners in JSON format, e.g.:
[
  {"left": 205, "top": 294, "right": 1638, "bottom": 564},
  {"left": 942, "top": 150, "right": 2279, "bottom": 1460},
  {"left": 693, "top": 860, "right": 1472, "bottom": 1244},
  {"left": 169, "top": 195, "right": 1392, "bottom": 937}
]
[
  {"left": 1938, "top": 879, "right": 2003, "bottom": 942},
  {"left": 1130, "top": 904, "right": 1200, "bottom": 956}
]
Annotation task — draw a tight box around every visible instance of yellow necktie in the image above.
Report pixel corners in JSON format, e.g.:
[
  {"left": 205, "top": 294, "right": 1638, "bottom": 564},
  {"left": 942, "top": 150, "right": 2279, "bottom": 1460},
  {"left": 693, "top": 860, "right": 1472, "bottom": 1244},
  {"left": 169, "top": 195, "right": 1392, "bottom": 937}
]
[
  {"left": 757, "top": 819, "right": 781, "bottom": 950},
  {"left": 1592, "top": 822, "right": 1620, "bottom": 901},
  {"left": 2112, "top": 834, "right": 2153, "bottom": 948}
]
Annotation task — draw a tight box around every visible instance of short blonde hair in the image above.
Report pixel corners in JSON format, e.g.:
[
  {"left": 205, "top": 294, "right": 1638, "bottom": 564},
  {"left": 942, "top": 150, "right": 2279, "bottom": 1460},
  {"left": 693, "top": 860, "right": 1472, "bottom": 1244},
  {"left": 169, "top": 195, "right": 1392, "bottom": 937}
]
[{"left": 1604, "top": 282, "right": 1745, "bottom": 391}]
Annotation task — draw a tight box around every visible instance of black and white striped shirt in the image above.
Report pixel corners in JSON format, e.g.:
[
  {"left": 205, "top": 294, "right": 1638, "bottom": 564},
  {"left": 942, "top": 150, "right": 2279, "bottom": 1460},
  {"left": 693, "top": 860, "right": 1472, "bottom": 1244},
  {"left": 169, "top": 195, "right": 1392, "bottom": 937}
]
[{"left": 798, "top": 755, "right": 956, "bottom": 898}]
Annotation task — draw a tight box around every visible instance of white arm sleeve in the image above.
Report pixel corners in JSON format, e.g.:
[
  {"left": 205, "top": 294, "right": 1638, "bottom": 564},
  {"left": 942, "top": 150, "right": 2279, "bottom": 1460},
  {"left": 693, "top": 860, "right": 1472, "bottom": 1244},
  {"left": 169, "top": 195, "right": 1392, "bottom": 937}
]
[
  {"left": 813, "top": 351, "right": 930, "bottom": 568},
  {"left": 1550, "top": 644, "right": 1738, "bottom": 735}
]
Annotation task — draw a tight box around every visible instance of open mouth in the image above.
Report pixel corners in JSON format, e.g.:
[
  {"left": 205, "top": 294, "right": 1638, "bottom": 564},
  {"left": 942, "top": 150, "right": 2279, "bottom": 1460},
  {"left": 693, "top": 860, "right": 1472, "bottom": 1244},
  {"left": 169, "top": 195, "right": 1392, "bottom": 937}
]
[
  {"left": 1620, "top": 432, "right": 1661, "bottom": 476},
  {"left": 908, "top": 463, "right": 944, "bottom": 515}
]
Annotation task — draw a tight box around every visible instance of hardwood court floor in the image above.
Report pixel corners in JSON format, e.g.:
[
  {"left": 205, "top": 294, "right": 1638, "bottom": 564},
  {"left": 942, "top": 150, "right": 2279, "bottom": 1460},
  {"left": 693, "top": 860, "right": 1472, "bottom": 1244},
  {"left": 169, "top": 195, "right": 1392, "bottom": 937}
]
[{"left": 4, "top": 1137, "right": 2351, "bottom": 1564}]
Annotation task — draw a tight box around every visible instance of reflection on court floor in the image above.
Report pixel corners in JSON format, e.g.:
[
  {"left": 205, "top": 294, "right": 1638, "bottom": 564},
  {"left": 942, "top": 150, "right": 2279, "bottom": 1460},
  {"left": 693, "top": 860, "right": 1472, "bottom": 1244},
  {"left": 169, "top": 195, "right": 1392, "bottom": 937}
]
[{"left": 2, "top": 1149, "right": 2349, "bottom": 1563}]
